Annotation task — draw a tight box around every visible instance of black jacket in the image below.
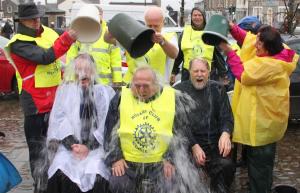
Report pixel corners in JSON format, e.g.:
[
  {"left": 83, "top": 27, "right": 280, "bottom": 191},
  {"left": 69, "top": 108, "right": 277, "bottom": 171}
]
[{"left": 174, "top": 80, "right": 233, "bottom": 146}]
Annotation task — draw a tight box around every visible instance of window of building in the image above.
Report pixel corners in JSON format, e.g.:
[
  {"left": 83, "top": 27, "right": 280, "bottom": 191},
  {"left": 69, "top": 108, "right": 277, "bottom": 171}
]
[
  {"left": 253, "top": 6, "right": 263, "bottom": 20},
  {"left": 7, "top": 5, "right": 12, "bottom": 13},
  {"left": 278, "top": 6, "right": 286, "bottom": 23},
  {"left": 267, "top": 7, "right": 273, "bottom": 26}
]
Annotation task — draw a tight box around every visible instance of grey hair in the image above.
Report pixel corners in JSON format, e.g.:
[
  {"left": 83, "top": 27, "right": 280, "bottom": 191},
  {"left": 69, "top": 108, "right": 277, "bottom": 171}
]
[
  {"left": 189, "top": 57, "right": 210, "bottom": 71},
  {"left": 133, "top": 65, "right": 159, "bottom": 87}
]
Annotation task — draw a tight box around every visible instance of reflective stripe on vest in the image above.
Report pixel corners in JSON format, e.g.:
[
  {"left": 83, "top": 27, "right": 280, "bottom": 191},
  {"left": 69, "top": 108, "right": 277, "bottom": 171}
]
[
  {"left": 181, "top": 25, "right": 214, "bottom": 69},
  {"left": 124, "top": 32, "right": 176, "bottom": 83},
  {"left": 66, "top": 21, "right": 122, "bottom": 85},
  {"left": 119, "top": 86, "right": 175, "bottom": 163},
  {"left": 6, "top": 26, "right": 61, "bottom": 88}
]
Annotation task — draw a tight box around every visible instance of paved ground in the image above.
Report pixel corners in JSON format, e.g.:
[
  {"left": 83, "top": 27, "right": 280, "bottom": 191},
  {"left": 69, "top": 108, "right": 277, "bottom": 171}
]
[{"left": 0, "top": 97, "right": 299, "bottom": 193}]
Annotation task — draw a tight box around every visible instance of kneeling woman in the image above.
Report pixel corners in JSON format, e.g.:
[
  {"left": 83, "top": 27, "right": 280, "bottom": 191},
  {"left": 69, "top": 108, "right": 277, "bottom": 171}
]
[{"left": 46, "top": 53, "right": 115, "bottom": 193}]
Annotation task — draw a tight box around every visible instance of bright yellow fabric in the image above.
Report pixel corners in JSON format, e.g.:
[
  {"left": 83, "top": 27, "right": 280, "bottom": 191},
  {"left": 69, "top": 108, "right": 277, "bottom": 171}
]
[
  {"left": 123, "top": 32, "right": 176, "bottom": 83},
  {"left": 119, "top": 87, "right": 175, "bottom": 163},
  {"left": 66, "top": 21, "right": 122, "bottom": 85},
  {"left": 181, "top": 25, "right": 214, "bottom": 69},
  {"left": 7, "top": 26, "right": 61, "bottom": 88},
  {"left": 232, "top": 33, "right": 298, "bottom": 146}
]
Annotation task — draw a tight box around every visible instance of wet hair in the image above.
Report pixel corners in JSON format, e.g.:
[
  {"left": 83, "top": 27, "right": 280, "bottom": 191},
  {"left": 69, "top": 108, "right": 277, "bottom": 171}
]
[
  {"left": 64, "top": 53, "right": 98, "bottom": 83},
  {"left": 257, "top": 25, "right": 284, "bottom": 56},
  {"left": 190, "top": 7, "right": 206, "bottom": 30},
  {"left": 133, "top": 65, "right": 159, "bottom": 86},
  {"left": 189, "top": 58, "right": 210, "bottom": 71}
]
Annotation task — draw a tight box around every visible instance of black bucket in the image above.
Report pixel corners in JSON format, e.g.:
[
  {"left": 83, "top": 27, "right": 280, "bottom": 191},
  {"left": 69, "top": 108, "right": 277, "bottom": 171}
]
[
  {"left": 108, "top": 13, "right": 155, "bottom": 58},
  {"left": 272, "top": 185, "right": 298, "bottom": 193}
]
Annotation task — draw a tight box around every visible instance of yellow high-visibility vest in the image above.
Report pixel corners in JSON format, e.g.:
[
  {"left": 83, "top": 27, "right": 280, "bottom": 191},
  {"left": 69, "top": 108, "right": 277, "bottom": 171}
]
[
  {"left": 123, "top": 32, "right": 177, "bottom": 83},
  {"left": 66, "top": 21, "right": 122, "bottom": 85},
  {"left": 232, "top": 32, "right": 299, "bottom": 146},
  {"left": 6, "top": 25, "right": 61, "bottom": 90},
  {"left": 181, "top": 25, "right": 214, "bottom": 69},
  {"left": 119, "top": 86, "right": 175, "bottom": 163}
]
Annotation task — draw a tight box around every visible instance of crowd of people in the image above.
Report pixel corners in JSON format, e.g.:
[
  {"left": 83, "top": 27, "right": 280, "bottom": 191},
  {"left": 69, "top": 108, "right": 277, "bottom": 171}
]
[{"left": 0, "top": 2, "right": 299, "bottom": 193}]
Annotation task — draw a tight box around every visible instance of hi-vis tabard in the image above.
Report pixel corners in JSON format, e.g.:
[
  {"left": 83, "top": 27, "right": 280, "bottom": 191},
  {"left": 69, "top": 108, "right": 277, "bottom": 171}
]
[
  {"left": 119, "top": 87, "right": 175, "bottom": 163},
  {"left": 181, "top": 25, "right": 214, "bottom": 69},
  {"left": 123, "top": 32, "right": 176, "bottom": 83},
  {"left": 5, "top": 26, "right": 61, "bottom": 90},
  {"left": 232, "top": 32, "right": 299, "bottom": 146},
  {"left": 66, "top": 21, "right": 122, "bottom": 85}
]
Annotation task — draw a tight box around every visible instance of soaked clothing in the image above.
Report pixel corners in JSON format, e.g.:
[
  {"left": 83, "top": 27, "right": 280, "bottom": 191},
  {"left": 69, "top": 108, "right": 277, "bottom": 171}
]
[
  {"left": 47, "top": 84, "right": 115, "bottom": 193},
  {"left": 175, "top": 80, "right": 234, "bottom": 193},
  {"left": 104, "top": 86, "right": 193, "bottom": 193},
  {"left": 47, "top": 170, "right": 110, "bottom": 193},
  {"left": 109, "top": 161, "right": 176, "bottom": 193},
  {"left": 104, "top": 87, "right": 192, "bottom": 165},
  {"left": 174, "top": 80, "right": 233, "bottom": 145}
]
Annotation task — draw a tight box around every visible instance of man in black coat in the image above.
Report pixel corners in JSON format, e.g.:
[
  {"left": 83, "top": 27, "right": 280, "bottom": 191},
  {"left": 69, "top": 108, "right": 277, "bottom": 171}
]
[{"left": 174, "top": 58, "right": 235, "bottom": 193}]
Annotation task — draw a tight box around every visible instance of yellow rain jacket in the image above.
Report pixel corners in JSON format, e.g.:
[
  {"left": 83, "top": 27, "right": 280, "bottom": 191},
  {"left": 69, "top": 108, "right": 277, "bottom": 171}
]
[{"left": 232, "top": 32, "right": 299, "bottom": 146}]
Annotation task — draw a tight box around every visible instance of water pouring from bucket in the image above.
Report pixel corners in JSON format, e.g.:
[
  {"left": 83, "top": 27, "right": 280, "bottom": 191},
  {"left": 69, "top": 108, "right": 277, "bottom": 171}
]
[
  {"left": 70, "top": 4, "right": 102, "bottom": 43},
  {"left": 108, "top": 13, "right": 155, "bottom": 58}
]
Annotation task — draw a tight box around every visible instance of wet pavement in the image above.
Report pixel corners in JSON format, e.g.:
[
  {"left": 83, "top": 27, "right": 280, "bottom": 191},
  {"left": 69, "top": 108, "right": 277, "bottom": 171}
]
[{"left": 0, "top": 97, "right": 299, "bottom": 193}]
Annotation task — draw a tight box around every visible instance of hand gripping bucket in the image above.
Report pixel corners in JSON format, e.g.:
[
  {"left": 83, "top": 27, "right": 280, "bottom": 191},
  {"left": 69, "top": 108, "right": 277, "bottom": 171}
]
[
  {"left": 202, "top": 14, "right": 229, "bottom": 46},
  {"left": 70, "top": 4, "right": 101, "bottom": 43}
]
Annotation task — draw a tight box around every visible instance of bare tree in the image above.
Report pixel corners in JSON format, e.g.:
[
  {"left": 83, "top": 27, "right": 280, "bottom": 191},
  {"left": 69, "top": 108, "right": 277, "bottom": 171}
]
[{"left": 280, "top": 0, "right": 299, "bottom": 34}]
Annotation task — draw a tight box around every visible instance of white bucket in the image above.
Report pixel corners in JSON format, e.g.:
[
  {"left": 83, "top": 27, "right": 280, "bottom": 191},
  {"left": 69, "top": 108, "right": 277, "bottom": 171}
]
[{"left": 70, "top": 4, "right": 101, "bottom": 43}]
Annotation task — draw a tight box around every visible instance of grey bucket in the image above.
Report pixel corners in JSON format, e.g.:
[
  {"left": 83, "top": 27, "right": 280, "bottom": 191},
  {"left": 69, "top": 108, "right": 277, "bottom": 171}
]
[
  {"left": 108, "top": 13, "right": 155, "bottom": 58},
  {"left": 202, "top": 14, "right": 229, "bottom": 46},
  {"left": 272, "top": 185, "right": 297, "bottom": 193}
]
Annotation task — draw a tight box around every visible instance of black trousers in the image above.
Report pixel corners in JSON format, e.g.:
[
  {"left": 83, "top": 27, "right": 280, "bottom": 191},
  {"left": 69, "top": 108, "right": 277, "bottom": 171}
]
[
  {"left": 201, "top": 144, "right": 235, "bottom": 193},
  {"left": 47, "top": 170, "right": 111, "bottom": 193},
  {"left": 24, "top": 113, "right": 49, "bottom": 192},
  {"left": 247, "top": 143, "right": 276, "bottom": 193}
]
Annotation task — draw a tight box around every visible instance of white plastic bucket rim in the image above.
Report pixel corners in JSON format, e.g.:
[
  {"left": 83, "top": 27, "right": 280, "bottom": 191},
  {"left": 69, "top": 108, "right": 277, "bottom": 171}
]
[{"left": 70, "top": 4, "right": 101, "bottom": 43}]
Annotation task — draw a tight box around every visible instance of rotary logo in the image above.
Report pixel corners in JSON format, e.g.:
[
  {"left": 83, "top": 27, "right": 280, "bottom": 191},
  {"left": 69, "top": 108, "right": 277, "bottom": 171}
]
[{"left": 133, "top": 123, "right": 157, "bottom": 153}]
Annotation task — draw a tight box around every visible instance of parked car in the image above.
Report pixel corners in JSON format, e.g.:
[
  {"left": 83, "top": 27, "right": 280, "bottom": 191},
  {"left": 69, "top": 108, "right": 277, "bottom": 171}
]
[
  {"left": 284, "top": 37, "right": 300, "bottom": 120},
  {"left": 0, "top": 36, "right": 17, "bottom": 95}
]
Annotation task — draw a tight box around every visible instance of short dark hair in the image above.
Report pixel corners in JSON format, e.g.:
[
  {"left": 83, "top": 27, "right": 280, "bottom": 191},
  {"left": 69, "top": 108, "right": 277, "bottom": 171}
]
[{"left": 258, "top": 25, "right": 284, "bottom": 56}]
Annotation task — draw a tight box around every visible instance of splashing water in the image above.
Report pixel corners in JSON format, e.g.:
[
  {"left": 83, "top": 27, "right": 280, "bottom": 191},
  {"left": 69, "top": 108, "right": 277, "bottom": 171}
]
[{"left": 105, "top": 79, "right": 211, "bottom": 193}]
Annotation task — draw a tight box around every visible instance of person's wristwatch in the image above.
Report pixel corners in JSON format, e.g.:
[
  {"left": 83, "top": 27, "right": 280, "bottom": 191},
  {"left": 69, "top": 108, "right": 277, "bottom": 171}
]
[{"left": 159, "top": 39, "right": 166, "bottom": 46}]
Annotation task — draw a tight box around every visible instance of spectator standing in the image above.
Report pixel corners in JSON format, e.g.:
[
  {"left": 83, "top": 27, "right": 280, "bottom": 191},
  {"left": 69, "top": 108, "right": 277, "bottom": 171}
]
[
  {"left": 219, "top": 22, "right": 299, "bottom": 193},
  {"left": 171, "top": 7, "right": 227, "bottom": 84},
  {"left": 5, "top": 3, "right": 77, "bottom": 193}
]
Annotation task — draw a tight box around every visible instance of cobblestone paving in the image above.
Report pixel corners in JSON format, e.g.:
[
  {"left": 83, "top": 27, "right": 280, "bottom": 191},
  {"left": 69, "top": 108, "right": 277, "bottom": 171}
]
[{"left": 0, "top": 98, "right": 299, "bottom": 193}]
